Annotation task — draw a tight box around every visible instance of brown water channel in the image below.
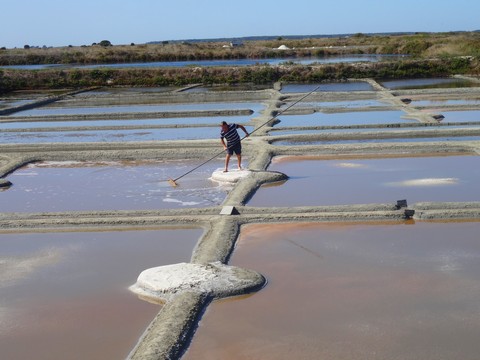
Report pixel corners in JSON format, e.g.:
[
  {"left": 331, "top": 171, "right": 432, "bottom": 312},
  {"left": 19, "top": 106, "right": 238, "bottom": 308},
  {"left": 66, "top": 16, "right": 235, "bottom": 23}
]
[
  {"left": 248, "top": 154, "right": 480, "bottom": 207},
  {"left": 0, "top": 228, "right": 201, "bottom": 360},
  {"left": 1, "top": 160, "right": 228, "bottom": 212},
  {"left": 184, "top": 221, "right": 480, "bottom": 360}
]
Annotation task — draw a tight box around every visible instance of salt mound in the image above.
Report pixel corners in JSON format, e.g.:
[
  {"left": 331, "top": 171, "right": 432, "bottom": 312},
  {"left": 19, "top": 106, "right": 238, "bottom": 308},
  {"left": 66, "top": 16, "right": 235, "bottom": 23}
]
[
  {"left": 277, "top": 45, "right": 290, "bottom": 50},
  {"left": 129, "top": 261, "right": 265, "bottom": 302},
  {"left": 210, "top": 168, "right": 251, "bottom": 183}
]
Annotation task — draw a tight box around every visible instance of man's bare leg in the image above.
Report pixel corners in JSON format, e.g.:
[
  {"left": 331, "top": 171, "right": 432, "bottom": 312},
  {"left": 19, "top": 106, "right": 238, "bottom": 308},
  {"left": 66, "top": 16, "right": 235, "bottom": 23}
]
[
  {"left": 237, "top": 154, "right": 243, "bottom": 170},
  {"left": 224, "top": 154, "right": 231, "bottom": 172}
]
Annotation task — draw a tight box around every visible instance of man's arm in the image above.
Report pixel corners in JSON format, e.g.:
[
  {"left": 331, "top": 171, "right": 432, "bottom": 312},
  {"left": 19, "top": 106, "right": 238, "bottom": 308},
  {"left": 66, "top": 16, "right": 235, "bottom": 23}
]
[
  {"left": 220, "top": 137, "right": 227, "bottom": 150},
  {"left": 238, "top": 125, "right": 249, "bottom": 137}
]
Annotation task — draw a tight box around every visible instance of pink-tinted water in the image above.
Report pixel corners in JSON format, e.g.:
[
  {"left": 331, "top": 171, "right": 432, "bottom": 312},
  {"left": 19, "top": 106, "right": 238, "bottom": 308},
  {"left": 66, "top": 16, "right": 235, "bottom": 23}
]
[
  {"left": 184, "top": 221, "right": 480, "bottom": 360},
  {"left": 1, "top": 159, "right": 227, "bottom": 212},
  {"left": 248, "top": 154, "right": 480, "bottom": 206},
  {"left": 0, "top": 228, "right": 201, "bottom": 360}
]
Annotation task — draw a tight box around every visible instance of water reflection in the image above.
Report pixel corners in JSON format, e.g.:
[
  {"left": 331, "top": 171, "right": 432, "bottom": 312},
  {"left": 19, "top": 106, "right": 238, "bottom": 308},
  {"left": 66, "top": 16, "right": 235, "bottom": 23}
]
[
  {"left": 0, "top": 228, "right": 201, "bottom": 360},
  {"left": 0, "top": 55, "right": 403, "bottom": 70},
  {"left": 269, "top": 125, "right": 480, "bottom": 136},
  {"left": 380, "top": 78, "right": 478, "bottom": 90},
  {"left": 184, "top": 221, "right": 480, "bottom": 360},
  {"left": 248, "top": 155, "right": 480, "bottom": 206},
  {"left": 277, "top": 110, "right": 410, "bottom": 126},
  {"left": 286, "top": 99, "right": 389, "bottom": 108},
  {"left": 426, "top": 110, "right": 480, "bottom": 123},
  {"left": 273, "top": 135, "right": 480, "bottom": 146},
  {"left": 13, "top": 102, "right": 264, "bottom": 117},
  {"left": 280, "top": 82, "right": 374, "bottom": 93},
  {"left": 0, "top": 115, "right": 252, "bottom": 129},
  {"left": 0, "top": 126, "right": 253, "bottom": 143},
  {"left": 1, "top": 160, "right": 229, "bottom": 212},
  {"left": 411, "top": 99, "right": 480, "bottom": 106}
]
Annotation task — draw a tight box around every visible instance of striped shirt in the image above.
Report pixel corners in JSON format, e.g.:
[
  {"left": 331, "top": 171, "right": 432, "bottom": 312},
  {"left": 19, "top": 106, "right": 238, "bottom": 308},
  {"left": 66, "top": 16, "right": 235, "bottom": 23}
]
[{"left": 220, "top": 123, "right": 241, "bottom": 147}]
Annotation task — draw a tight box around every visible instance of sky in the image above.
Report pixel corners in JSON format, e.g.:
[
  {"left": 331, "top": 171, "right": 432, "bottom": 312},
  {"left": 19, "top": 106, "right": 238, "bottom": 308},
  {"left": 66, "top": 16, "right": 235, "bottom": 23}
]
[{"left": 1, "top": 0, "right": 479, "bottom": 48}]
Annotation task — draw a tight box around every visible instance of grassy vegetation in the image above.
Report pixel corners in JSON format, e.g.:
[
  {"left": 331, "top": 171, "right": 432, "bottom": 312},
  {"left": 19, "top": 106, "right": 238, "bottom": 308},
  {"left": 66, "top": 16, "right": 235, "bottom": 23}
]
[{"left": 1, "top": 32, "right": 479, "bottom": 92}]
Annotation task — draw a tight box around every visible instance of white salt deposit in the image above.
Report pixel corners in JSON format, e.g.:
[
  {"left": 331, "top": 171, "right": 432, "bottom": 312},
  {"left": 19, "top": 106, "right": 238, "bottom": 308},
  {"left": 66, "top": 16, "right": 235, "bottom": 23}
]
[
  {"left": 334, "top": 162, "right": 368, "bottom": 168},
  {"left": 130, "top": 261, "right": 265, "bottom": 302},
  {"left": 162, "top": 198, "right": 201, "bottom": 206},
  {"left": 210, "top": 168, "right": 251, "bottom": 184},
  {"left": 388, "top": 178, "right": 459, "bottom": 187}
]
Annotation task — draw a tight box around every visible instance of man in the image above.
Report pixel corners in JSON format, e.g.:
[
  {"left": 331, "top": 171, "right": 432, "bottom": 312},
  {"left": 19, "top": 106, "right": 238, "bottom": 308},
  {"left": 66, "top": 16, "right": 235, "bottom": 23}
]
[{"left": 220, "top": 121, "right": 249, "bottom": 172}]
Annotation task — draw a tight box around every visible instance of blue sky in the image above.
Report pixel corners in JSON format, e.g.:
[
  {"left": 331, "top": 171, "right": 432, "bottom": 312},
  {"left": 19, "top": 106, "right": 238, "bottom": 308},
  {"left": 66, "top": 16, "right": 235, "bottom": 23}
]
[{"left": 1, "top": 0, "right": 478, "bottom": 48}]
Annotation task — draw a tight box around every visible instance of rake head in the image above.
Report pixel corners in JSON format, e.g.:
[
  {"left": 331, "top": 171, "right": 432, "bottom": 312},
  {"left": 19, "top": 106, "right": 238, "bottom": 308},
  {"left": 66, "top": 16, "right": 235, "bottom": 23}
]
[{"left": 167, "top": 178, "right": 178, "bottom": 187}]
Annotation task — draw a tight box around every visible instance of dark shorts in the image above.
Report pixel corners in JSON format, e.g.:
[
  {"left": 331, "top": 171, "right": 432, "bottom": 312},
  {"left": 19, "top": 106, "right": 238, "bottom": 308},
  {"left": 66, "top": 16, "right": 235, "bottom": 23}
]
[{"left": 227, "top": 142, "right": 242, "bottom": 155}]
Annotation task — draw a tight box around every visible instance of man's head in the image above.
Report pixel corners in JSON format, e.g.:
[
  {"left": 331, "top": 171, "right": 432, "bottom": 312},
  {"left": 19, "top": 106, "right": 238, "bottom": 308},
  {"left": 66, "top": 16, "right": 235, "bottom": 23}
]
[{"left": 221, "top": 121, "right": 229, "bottom": 132}]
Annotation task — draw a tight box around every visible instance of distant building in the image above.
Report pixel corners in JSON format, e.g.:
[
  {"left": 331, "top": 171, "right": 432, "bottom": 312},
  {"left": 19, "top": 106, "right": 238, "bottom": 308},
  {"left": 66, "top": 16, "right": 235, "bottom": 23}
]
[{"left": 229, "top": 41, "right": 243, "bottom": 48}]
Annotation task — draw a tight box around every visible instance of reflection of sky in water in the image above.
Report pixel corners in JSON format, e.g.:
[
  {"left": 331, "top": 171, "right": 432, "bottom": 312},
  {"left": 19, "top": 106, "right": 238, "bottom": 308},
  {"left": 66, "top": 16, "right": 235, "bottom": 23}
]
[
  {"left": 269, "top": 125, "right": 480, "bottom": 136},
  {"left": 412, "top": 99, "right": 480, "bottom": 106},
  {"left": 432, "top": 110, "right": 480, "bottom": 123},
  {"left": 1, "top": 160, "right": 230, "bottom": 212},
  {"left": 0, "top": 115, "right": 252, "bottom": 129},
  {"left": 0, "top": 229, "right": 199, "bottom": 359},
  {"left": 280, "top": 82, "right": 374, "bottom": 93},
  {"left": 274, "top": 135, "right": 480, "bottom": 146},
  {"left": 184, "top": 221, "right": 480, "bottom": 360},
  {"left": 13, "top": 102, "right": 265, "bottom": 116},
  {"left": 0, "top": 55, "right": 402, "bottom": 70},
  {"left": 248, "top": 155, "right": 480, "bottom": 206},
  {"left": 286, "top": 99, "right": 389, "bottom": 108},
  {"left": 0, "top": 126, "right": 253, "bottom": 143},
  {"left": 0, "top": 99, "right": 35, "bottom": 109},
  {"left": 380, "top": 78, "right": 477, "bottom": 90},
  {"left": 277, "top": 111, "right": 410, "bottom": 126}
]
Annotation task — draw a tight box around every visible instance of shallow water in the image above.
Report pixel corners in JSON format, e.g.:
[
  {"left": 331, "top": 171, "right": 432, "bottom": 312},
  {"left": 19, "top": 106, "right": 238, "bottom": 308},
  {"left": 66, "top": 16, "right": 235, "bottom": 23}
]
[
  {"left": 183, "top": 84, "right": 272, "bottom": 92},
  {"left": 184, "top": 221, "right": 480, "bottom": 360},
  {"left": 0, "top": 55, "right": 402, "bottom": 70},
  {"left": 12, "top": 102, "right": 264, "bottom": 117},
  {"left": 380, "top": 78, "right": 478, "bottom": 90},
  {"left": 411, "top": 99, "right": 480, "bottom": 106},
  {"left": 0, "top": 99, "right": 35, "bottom": 109},
  {"left": 248, "top": 155, "right": 480, "bottom": 206},
  {"left": 269, "top": 125, "right": 480, "bottom": 136},
  {"left": 0, "top": 126, "right": 253, "bottom": 143},
  {"left": 0, "top": 115, "right": 252, "bottom": 129},
  {"left": 280, "top": 82, "right": 374, "bottom": 93},
  {"left": 0, "top": 228, "right": 201, "bottom": 360},
  {"left": 273, "top": 135, "right": 480, "bottom": 146},
  {"left": 285, "top": 99, "right": 389, "bottom": 109},
  {"left": 276, "top": 110, "right": 411, "bottom": 127},
  {"left": 429, "top": 110, "right": 480, "bottom": 123},
  {"left": 0, "top": 160, "right": 231, "bottom": 212}
]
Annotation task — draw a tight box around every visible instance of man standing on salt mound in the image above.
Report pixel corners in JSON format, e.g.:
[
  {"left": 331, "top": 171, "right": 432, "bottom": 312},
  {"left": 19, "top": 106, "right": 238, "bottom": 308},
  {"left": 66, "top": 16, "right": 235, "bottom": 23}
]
[{"left": 220, "top": 121, "right": 249, "bottom": 172}]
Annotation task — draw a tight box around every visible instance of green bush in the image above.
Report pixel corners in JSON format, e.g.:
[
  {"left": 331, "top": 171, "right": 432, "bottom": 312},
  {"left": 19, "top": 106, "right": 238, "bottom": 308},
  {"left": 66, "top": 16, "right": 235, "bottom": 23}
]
[{"left": 99, "top": 40, "right": 112, "bottom": 47}]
